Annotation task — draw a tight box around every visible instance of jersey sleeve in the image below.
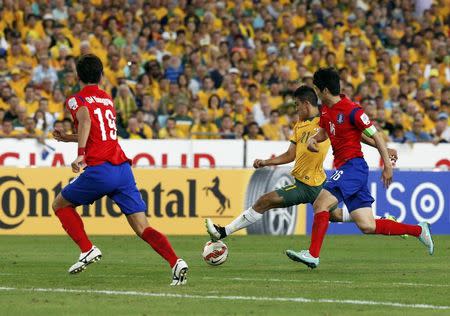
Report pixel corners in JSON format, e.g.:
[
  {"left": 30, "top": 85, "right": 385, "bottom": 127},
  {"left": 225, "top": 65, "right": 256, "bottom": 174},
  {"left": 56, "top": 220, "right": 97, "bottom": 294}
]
[
  {"left": 350, "top": 108, "right": 377, "bottom": 137},
  {"left": 319, "top": 113, "right": 326, "bottom": 128},
  {"left": 66, "top": 96, "right": 86, "bottom": 120},
  {"left": 289, "top": 124, "right": 298, "bottom": 144}
]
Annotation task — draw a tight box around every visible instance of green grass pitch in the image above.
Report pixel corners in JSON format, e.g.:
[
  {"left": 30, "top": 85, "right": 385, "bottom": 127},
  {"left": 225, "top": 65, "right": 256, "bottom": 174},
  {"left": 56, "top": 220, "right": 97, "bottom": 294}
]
[{"left": 1, "top": 235, "right": 449, "bottom": 315}]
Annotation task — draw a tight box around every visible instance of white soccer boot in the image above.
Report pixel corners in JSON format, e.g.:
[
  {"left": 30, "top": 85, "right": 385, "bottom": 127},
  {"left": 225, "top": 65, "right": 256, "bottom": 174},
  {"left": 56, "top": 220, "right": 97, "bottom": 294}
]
[
  {"left": 418, "top": 222, "right": 434, "bottom": 255},
  {"left": 205, "top": 218, "right": 227, "bottom": 241},
  {"left": 68, "top": 245, "right": 102, "bottom": 274},
  {"left": 285, "top": 249, "right": 320, "bottom": 269},
  {"left": 170, "top": 258, "right": 188, "bottom": 286}
]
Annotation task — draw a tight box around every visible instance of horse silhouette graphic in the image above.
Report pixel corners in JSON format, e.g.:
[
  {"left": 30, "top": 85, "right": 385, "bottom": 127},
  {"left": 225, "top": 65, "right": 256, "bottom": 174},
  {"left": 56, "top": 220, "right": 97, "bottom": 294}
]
[{"left": 203, "top": 176, "right": 231, "bottom": 215}]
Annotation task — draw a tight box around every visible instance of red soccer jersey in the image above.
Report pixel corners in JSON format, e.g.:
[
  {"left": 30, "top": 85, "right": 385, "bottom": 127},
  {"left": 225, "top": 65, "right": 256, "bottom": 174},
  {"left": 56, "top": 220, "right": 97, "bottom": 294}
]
[
  {"left": 66, "top": 85, "right": 131, "bottom": 166},
  {"left": 319, "top": 95, "right": 377, "bottom": 168}
]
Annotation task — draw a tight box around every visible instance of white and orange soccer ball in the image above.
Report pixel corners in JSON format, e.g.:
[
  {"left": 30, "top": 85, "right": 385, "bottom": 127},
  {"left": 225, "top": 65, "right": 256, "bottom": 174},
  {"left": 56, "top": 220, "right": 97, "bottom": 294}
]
[{"left": 202, "top": 240, "right": 228, "bottom": 266}]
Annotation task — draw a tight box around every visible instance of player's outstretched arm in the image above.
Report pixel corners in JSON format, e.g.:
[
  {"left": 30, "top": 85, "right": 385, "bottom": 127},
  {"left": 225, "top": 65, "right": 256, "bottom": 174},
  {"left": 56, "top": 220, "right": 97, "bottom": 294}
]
[
  {"left": 253, "top": 143, "right": 296, "bottom": 168},
  {"left": 52, "top": 130, "right": 78, "bottom": 142},
  {"left": 371, "top": 132, "right": 393, "bottom": 188},
  {"left": 361, "top": 132, "right": 398, "bottom": 163},
  {"left": 71, "top": 107, "right": 91, "bottom": 173},
  {"left": 307, "top": 127, "right": 328, "bottom": 152}
]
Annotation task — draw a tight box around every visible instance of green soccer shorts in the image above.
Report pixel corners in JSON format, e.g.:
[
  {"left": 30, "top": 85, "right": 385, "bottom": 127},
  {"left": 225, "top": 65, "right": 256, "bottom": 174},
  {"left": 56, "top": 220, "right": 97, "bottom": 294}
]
[{"left": 275, "top": 179, "right": 338, "bottom": 212}]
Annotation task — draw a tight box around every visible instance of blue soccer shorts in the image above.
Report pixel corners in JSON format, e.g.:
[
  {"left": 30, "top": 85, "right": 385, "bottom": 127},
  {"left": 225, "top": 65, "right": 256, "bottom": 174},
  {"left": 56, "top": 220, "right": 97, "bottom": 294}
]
[
  {"left": 323, "top": 157, "right": 374, "bottom": 212},
  {"left": 61, "top": 162, "right": 146, "bottom": 215}
]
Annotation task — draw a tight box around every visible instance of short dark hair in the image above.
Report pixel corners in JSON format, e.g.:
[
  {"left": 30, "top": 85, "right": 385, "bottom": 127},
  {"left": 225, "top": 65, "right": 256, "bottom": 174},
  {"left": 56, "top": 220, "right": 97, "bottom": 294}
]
[
  {"left": 293, "top": 85, "right": 318, "bottom": 107},
  {"left": 76, "top": 54, "right": 103, "bottom": 84},
  {"left": 393, "top": 124, "right": 404, "bottom": 131},
  {"left": 313, "top": 67, "right": 340, "bottom": 96},
  {"left": 222, "top": 114, "right": 232, "bottom": 120},
  {"left": 26, "top": 116, "right": 37, "bottom": 124},
  {"left": 53, "top": 120, "right": 63, "bottom": 127},
  {"left": 270, "top": 109, "right": 280, "bottom": 116},
  {"left": 24, "top": 84, "right": 34, "bottom": 92}
]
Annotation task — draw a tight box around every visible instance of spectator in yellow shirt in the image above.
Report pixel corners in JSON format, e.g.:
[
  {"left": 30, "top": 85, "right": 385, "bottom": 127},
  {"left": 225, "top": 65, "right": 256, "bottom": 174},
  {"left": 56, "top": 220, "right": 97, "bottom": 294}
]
[
  {"left": 7, "top": 43, "right": 33, "bottom": 71},
  {"left": 262, "top": 109, "right": 283, "bottom": 140},
  {"left": 24, "top": 85, "right": 39, "bottom": 115},
  {"left": 0, "top": 108, "right": 5, "bottom": 125},
  {"left": 47, "top": 119, "right": 63, "bottom": 139},
  {"left": 190, "top": 109, "right": 219, "bottom": 139},
  {"left": 126, "top": 116, "right": 152, "bottom": 139},
  {"left": 207, "top": 94, "right": 223, "bottom": 121},
  {"left": 12, "top": 106, "right": 28, "bottom": 130},
  {"left": 196, "top": 76, "right": 216, "bottom": 107},
  {"left": 234, "top": 121, "right": 244, "bottom": 140},
  {"left": 219, "top": 115, "right": 236, "bottom": 139},
  {"left": 48, "top": 88, "right": 65, "bottom": 116},
  {"left": 158, "top": 117, "right": 183, "bottom": 139},
  {"left": 21, "top": 13, "right": 45, "bottom": 39},
  {"left": 0, "top": 56, "right": 10, "bottom": 81},
  {"left": 244, "top": 121, "right": 265, "bottom": 140},
  {"left": 9, "top": 68, "right": 28, "bottom": 99},
  {"left": 4, "top": 96, "right": 21, "bottom": 121},
  {"left": 0, "top": 118, "right": 22, "bottom": 138},
  {"left": 115, "top": 83, "right": 137, "bottom": 126},
  {"left": 62, "top": 117, "right": 74, "bottom": 135},
  {"left": 268, "top": 80, "right": 283, "bottom": 109},
  {"left": 103, "top": 54, "right": 125, "bottom": 88},
  {"left": 172, "top": 103, "right": 193, "bottom": 138},
  {"left": 23, "top": 117, "right": 44, "bottom": 139},
  {"left": 135, "top": 109, "right": 154, "bottom": 139}
]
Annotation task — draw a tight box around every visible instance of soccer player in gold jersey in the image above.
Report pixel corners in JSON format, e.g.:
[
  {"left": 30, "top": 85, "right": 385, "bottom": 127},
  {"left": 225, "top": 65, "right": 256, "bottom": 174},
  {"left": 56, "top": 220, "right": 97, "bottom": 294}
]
[
  {"left": 206, "top": 86, "right": 342, "bottom": 240},
  {"left": 206, "top": 86, "right": 400, "bottom": 242}
]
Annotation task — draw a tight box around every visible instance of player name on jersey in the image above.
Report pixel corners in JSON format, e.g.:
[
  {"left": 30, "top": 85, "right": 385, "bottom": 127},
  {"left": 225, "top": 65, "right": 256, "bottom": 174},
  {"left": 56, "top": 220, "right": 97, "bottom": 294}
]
[{"left": 84, "top": 96, "right": 114, "bottom": 106}]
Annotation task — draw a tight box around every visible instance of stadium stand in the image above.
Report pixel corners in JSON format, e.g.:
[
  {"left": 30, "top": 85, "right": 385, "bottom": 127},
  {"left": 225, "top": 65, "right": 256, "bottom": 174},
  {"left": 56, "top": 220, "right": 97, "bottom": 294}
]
[{"left": 0, "top": 0, "right": 448, "bottom": 143}]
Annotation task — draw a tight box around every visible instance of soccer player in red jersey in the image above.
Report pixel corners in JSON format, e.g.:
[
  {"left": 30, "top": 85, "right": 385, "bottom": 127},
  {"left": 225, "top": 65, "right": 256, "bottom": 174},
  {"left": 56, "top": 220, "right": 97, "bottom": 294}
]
[
  {"left": 52, "top": 54, "right": 188, "bottom": 285},
  {"left": 286, "top": 68, "right": 434, "bottom": 268}
]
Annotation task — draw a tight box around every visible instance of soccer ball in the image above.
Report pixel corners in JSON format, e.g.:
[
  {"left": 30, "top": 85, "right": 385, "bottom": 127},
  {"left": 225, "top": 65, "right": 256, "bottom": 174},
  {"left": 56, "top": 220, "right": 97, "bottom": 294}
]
[{"left": 202, "top": 240, "right": 228, "bottom": 266}]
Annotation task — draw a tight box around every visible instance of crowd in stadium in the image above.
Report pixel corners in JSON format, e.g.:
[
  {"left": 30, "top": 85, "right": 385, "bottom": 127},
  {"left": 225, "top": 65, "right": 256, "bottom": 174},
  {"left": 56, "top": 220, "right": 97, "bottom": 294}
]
[{"left": 0, "top": 0, "right": 448, "bottom": 144}]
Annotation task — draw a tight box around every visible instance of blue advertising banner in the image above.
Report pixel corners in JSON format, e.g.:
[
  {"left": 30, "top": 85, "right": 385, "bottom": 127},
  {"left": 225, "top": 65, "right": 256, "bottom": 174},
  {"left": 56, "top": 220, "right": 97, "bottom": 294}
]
[{"left": 306, "top": 171, "right": 450, "bottom": 235}]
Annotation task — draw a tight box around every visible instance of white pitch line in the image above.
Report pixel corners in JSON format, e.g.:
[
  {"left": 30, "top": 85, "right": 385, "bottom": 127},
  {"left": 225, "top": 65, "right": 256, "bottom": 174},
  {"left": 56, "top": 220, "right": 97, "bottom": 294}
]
[
  {"left": 211, "top": 277, "right": 353, "bottom": 284},
  {"left": 2, "top": 272, "right": 448, "bottom": 288},
  {"left": 392, "top": 282, "right": 450, "bottom": 288},
  {"left": 0, "top": 286, "right": 449, "bottom": 310},
  {"left": 205, "top": 276, "right": 450, "bottom": 288}
]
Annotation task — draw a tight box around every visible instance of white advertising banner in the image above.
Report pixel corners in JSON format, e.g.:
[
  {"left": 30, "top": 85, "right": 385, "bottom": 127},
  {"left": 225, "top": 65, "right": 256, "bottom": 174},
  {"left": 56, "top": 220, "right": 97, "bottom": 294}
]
[
  {"left": 0, "top": 139, "right": 244, "bottom": 168},
  {"left": 0, "top": 139, "right": 448, "bottom": 169},
  {"left": 245, "top": 140, "right": 450, "bottom": 170}
]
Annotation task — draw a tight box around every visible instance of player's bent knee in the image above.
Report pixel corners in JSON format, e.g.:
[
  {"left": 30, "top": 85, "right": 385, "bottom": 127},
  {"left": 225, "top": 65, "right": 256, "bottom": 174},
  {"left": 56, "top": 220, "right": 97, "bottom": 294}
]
[
  {"left": 329, "top": 210, "right": 342, "bottom": 222},
  {"left": 254, "top": 192, "right": 281, "bottom": 213},
  {"left": 359, "top": 224, "right": 376, "bottom": 234},
  {"left": 52, "top": 194, "right": 71, "bottom": 211},
  {"left": 51, "top": 200, "right": 59, "bottom": 211},
  {"left": 313, "top": 200, "right": 329, "bottom": 213},
  {"left": 132, "top": 223, "right": 148, "bottom": 237},
  {"left": 126, "top": 212, "right": 150, "bottom": 237}
]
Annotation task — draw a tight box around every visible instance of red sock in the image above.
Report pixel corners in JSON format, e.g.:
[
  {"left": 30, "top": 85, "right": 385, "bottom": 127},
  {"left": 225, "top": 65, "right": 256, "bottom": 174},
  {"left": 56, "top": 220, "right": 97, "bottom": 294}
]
[
  {"left": 55, "top": 207, "right": 92, "bottom": 252},
  {"left": 309, "top": 211, "right": 330, "bottom": 258},
  {"left": 375, "top": 219, "right": 422, "bottom": 237},
  {"left": 141, "top": 227, "right": 179, "bottom": 267}
]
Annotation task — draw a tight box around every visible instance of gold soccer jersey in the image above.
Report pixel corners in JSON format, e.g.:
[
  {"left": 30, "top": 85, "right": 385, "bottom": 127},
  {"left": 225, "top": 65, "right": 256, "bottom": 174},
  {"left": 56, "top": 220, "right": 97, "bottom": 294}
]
[{"left": 289, "top": 117, "right": 330, "bottom": 186}]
